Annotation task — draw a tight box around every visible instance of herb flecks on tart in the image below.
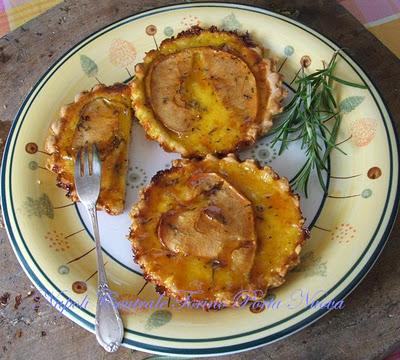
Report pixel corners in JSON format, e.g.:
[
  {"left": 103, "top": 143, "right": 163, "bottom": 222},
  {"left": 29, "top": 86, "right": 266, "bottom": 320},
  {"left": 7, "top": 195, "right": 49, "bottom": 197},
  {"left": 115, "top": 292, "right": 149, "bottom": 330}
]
[
  {"left": 131, "top": 26, "right": 286, "bottom": 157},
  {"left": 45, "top": 83, "right": 133, "bottom": 215},
  {"left": 129, "top": 154, "right": 306, "bottom": 307}
]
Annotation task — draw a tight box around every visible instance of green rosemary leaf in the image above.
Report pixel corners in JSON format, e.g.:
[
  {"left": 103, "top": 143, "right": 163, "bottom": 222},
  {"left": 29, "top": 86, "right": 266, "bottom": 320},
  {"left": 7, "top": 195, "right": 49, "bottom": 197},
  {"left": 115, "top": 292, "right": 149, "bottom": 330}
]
[
  {"left": 327, "top": 75, "right": 368, "bottom": 89},
  {"left": 321, "top": 112, "right": 340, "bottom": 123}
]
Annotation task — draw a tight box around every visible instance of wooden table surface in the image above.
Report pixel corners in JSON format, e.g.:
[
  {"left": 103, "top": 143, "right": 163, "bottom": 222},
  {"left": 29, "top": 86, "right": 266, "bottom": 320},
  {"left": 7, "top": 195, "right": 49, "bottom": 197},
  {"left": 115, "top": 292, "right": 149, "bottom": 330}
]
[{"left": 0, "top": 1, "right": 399, "bottom": 359}]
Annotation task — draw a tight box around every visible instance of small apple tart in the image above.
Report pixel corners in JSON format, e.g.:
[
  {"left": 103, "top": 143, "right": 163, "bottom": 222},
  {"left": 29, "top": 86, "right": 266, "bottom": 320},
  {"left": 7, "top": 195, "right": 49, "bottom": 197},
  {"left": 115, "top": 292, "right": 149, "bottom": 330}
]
[
  {"left": 129, "top": 154, "right": 306, "bottom": 307},
  {"left": 45, "top": 83, "right": 133, "bottom": 215},
  {"left": 131, "top": 26, "right": 286, "bottom": 157}
]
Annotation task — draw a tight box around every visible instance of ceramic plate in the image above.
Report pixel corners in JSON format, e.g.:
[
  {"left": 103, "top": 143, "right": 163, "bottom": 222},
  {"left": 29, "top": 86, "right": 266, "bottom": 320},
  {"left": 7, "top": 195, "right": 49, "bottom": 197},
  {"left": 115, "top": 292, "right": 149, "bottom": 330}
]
[{"left": 1, "top": 2, "right": 399, "bottom": 357}]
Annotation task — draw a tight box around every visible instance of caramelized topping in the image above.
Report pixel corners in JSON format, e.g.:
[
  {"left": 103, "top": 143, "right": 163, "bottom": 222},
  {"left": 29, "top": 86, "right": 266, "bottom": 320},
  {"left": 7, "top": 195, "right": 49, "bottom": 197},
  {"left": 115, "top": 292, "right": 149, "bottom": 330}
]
[
  {"left": 72, "top": 98, "right": 128, "bottom": 152},
  {"left": 149, "top": 47, "right": 257, "bottom": 136},
  {"left": 157, "top": 172, "right": 257, "bottom": 269}
]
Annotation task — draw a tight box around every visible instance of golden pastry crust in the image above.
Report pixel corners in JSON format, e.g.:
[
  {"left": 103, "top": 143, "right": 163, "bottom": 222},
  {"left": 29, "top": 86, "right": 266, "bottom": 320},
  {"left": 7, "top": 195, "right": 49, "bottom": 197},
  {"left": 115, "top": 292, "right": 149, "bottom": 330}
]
[
  {"left": 129, "top": 154, "right": 306, "bottom": 307},
  {"left": 131, "top": 26, "right": 286, "bottom": 158},
  {"left": 45, "top": 83, "right": 133, "bottom": 215}
]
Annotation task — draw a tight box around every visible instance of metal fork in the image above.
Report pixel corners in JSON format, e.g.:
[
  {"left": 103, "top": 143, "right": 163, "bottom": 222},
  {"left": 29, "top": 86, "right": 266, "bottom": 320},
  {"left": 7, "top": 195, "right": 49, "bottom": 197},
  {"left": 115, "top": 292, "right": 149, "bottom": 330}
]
[{"left": 74, "top": 144, "right": 124, "bottom": 353}]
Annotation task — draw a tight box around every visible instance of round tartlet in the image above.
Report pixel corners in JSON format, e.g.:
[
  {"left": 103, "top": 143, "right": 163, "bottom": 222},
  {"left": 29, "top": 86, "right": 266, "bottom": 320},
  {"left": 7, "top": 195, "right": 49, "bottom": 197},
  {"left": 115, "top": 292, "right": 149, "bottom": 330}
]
[
  {"left": 131, "top": 26, "right": 286, "bottom": 157},
  {"left": 129, "top": 155, "right": 306, "bottom": 307}
]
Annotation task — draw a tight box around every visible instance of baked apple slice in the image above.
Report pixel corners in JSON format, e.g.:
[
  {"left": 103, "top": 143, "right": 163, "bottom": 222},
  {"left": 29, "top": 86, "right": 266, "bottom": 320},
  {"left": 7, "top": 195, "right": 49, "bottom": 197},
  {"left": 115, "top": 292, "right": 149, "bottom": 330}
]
[{"left": 45, "top": 83, "right": 133, "bottom": 215}]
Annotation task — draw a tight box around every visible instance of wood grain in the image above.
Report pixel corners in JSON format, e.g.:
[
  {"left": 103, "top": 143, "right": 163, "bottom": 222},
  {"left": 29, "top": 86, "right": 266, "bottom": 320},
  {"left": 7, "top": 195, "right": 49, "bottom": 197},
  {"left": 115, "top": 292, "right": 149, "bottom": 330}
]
[{"left": 0, "top": 1, "right": 399, "bottom": 359}]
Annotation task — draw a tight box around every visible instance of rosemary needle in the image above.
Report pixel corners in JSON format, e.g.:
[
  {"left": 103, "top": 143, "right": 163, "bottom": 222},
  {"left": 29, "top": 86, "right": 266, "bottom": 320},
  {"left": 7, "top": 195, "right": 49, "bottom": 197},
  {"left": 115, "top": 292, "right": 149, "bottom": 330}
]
[{"left": 270, "top": 51, "right": 367, "bottom": 197}]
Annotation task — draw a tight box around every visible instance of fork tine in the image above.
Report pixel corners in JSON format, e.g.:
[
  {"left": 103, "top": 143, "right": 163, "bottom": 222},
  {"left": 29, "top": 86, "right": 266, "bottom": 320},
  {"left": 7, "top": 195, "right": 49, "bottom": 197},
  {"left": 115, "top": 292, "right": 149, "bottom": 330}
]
[
  {"left": 83, "top": 145, "right": 90, "bottom": 176},
  {"left": 92, "top": 144, "right": 101, "bottom": 177},
  {"left": 75, "top": 148, "right": 82, "bottom": 178}
]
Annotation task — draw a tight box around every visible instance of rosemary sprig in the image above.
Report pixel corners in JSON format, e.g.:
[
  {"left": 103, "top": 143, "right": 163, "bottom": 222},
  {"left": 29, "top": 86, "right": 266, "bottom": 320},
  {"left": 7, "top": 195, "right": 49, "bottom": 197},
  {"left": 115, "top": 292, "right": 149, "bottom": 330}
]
[{"left": 270, "top": 51, "right": 367, "bottom": 197}]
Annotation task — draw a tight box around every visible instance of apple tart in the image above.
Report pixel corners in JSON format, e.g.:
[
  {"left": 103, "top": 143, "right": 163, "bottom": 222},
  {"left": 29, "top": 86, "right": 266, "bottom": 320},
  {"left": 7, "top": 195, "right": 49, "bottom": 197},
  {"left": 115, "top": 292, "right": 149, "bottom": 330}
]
[
  {"left": 129, "top": 154, "right": 306, "bottom": 306},
  {"left": 131, "top": 26, "right": 286, "bottom": 157},
  {"left": 45, "top": 83, "right": 133, "bottom": 215}
]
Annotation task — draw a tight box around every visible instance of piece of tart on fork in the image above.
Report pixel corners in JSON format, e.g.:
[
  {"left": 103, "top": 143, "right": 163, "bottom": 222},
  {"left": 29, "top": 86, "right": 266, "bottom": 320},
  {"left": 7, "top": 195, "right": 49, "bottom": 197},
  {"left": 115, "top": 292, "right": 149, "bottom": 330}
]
[{"left": 45, "top": 83, "right": 133, "bottom": 215}]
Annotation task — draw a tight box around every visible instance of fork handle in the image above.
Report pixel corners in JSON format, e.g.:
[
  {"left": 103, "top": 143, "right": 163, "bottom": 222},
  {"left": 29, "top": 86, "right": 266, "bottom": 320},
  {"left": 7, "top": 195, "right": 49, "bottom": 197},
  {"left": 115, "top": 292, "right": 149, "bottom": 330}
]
[
  {"left": 87, "top": 205, "right": 107, "bottom": 284},
  {"left": 87, "top": 205, "right": 124, "bottom": 353}
]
